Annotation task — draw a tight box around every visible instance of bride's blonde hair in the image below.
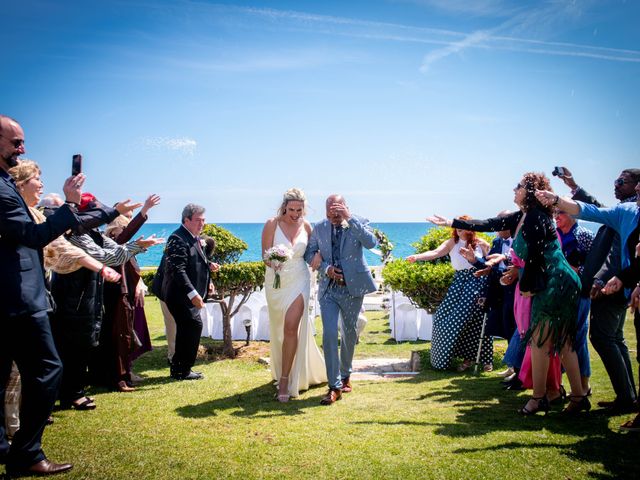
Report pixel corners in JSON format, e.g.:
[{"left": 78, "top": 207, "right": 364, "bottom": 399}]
[{"left": 278, "top": 188, "right": 307, "bottom": 217}]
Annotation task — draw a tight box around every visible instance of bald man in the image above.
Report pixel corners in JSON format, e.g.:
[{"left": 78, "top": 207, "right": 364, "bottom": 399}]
[{"left": 305, "top": 195, "right": 377, "bottom": 405}]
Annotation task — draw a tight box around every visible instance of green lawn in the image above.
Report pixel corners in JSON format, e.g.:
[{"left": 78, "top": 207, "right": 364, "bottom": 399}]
[{"left": 12, "top": 297, "right": 640, "bottom": 479}]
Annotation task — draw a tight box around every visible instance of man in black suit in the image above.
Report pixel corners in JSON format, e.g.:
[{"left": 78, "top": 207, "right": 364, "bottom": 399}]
[
  {"left": 557, "top": 167, "right": 640, "bottom": 413},
  {"left": 0, "top": 115, "right": 82, "bottom": 476},
  {"left": 162, "top": 204, "right": 217, "bottom": 380}
]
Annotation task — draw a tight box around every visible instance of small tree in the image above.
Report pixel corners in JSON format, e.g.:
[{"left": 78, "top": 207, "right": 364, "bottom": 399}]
[
  {"left": 210, "top": 262, "right": 265, "bottom": 357},
  {"left": 201, "top": 224, "right": 248, "bottom": 264},
  {"left": 203, "top": 224, "right": 265, "bottom": 358}
]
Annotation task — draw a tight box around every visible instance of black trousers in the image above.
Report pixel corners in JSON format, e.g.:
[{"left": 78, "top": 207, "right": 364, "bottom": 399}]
[
  {"left": 0, "top": 310, "right": 62, "bottom": 469},
  {"left": 589, "top": 295, "right": 637, "bottom": 404},
  {"left": 166, "top": 299, "right": 203, "bottom": 375}
]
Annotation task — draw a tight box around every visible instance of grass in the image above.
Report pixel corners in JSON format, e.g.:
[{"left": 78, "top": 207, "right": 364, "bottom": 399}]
[{"left": 8, "top": 297, "right": 640, "bottom": 479}]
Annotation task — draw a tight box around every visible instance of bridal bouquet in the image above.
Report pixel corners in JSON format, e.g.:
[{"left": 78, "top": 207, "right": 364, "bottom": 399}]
[{"left": 264, "top": 244, "right": 293, "bottom": 289}]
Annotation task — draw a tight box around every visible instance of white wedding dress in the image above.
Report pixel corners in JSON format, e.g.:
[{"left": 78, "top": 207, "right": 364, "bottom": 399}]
[{"left": 265, "top": 224, "right": 327, "bottom": 396}]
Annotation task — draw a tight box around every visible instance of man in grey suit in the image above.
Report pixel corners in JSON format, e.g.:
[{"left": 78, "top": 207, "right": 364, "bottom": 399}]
[{"left": 305, "top": 195, "right": 377, "bottom": 405}]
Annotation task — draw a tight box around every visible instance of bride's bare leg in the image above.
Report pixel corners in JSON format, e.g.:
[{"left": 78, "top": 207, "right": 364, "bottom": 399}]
[{"left": 279, "top": 295, "right": 304, "bottom": 397}]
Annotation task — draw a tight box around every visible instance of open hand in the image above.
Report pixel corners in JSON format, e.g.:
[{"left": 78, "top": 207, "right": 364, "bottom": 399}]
[
  {"left": 140, "top": 194, "right": 161, "bottom": 217},
  {"left": 135, "top": 234, "right": 165, "bottom": 249},
  {"left": 427, "top": 215, "right": 451, "bottom": 227},
  {"left": 116, "top": 199, "right": 143, "bottom": 216},
  {"left": 459, "top": 246, "right": 477, "bottom": 263},
  {"left": 474, "top": 267, "right": 491, "bottom": 278}
]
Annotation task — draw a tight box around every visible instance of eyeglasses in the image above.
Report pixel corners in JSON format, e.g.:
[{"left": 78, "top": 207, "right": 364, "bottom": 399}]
[{"left": 614, "top": 177, "right": 637, "bottom": 187}]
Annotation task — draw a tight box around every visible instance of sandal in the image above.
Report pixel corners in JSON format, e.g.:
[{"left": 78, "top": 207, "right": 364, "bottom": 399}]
[
  {"left": 562, "top": 395, "right": 591, "bottom": 415},
  {"left": 519, "top": 396, "right": 549, "bottom": 416},
  {"left": 620, "top": 413, "right": 640, "bottom": 432},
  {"left": 549, "top": 385, "right": 567, "bottom": 406},
  {"left": 277, "top": 376, "right": 290, "bottom": 403},
  {"left": 71, "top": 396, "right": 96, "bottom": 410},
  {"left": 457, "top": 360, "right": 473, "bottom": 372},
  {"left": 117, "top": 380, "right": 135, "bottom": 392}
]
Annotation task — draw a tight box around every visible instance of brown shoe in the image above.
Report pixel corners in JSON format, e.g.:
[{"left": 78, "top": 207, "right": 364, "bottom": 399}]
[
  {"left": 320, "top": 389, "right": 342, "bottom": 405},
  {"left": 8, "top": 459, "right": 73, "bottom": 476},
  {"left": 117, "top": 380, "right": 135, "bottom": 392},
  {"left": 341, "top": 377, "right": 352, "bottom": 393}
]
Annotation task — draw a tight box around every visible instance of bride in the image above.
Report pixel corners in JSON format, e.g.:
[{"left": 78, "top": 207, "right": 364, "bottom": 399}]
[{"left": 261, "top": 188, "right": 327, "bottom": 402}]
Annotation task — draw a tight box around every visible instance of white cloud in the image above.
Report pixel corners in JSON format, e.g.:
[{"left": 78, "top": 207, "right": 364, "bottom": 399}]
[{"left": 139, "top": 136, "right": 197, "bottom": 155}]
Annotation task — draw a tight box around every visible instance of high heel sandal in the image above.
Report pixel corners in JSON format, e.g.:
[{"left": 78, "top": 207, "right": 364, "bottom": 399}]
[
  {"left": 549, "top": 385, "right": 567, "bottom": 406},
  {"left": 277, "top": 376, "right": 290, "bottom": 403},
  {"left": 562, "top": 394, "right": 591, "bottom": 415},
  {"left": 519, "top": 396, "right": 549, "bottom": 416}
]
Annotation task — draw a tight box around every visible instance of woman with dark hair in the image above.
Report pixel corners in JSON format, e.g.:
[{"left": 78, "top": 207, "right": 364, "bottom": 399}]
[
  {"left": 407, "top": 217, "right": 492, "bottom": 371},
  {"left": 430, "top": 172, "right": 586, "bottom": 415}
]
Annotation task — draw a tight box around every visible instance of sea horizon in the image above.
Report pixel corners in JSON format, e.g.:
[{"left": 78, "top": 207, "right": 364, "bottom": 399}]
[{"left": 134, "top": 222, "right": 435, "bottom": 268}]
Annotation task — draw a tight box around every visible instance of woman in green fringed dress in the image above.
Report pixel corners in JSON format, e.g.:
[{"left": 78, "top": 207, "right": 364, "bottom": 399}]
[{"left": 511, "top": 172, "right": 587, "bottom": 415}]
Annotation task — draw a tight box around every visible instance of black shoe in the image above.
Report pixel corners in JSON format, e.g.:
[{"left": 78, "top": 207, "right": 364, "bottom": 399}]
[
  {"left": 519, "top": 396, "right": 550, "bottom": 416},
  {"left": 503, "top": 376, "right": 524, "bottom": 390},
  {"left": 501, "top": 372, "right": 517, "bottom": 384},
  {"left": 594, "top": 400, "right": 637, "bottom": 415},
  {"left": 172, "top": 371, "right": 204, "bottom": 381}
]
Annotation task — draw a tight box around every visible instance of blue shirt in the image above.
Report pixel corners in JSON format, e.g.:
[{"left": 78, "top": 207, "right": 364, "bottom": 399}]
[{"left": 576, "top": 200, "right": 640, "bottom": 271}]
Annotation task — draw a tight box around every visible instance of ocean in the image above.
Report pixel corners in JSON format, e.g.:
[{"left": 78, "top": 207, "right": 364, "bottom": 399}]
[{"left": 134, "top": 222, "right": 434, "bottom": 268}]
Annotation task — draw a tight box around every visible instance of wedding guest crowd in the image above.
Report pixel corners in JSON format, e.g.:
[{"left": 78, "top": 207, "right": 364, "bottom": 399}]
[
  {"left": 422, "top": 167, "right": 640, "bottom": 429},
  {"left": 2, "top": 111, "right": 640, "bottom": 477}
]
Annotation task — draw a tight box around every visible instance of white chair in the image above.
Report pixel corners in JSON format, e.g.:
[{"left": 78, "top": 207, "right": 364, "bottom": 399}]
[
  {"left": 254, "top": 305, "right": 271, "bottom": 341},
  {"left": 418, "top": 309, "right": 433, "bottom": 341},
  {"left": 391, "top": 291, "right": 412, "bottom": 306},
  {"left": 231, "top": 304, "right": 254, "bottom": 340},
  {"left": 201, "top": 302, "right": 223, "bottom": 339},
  {"left": 390, "top": 302, "right": 419, "bottom": 341}
]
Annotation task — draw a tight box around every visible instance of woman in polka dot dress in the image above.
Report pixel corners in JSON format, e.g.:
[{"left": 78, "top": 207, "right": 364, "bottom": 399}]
[{"left": 407, "top": 219, "right": 492, "bottom": 371}]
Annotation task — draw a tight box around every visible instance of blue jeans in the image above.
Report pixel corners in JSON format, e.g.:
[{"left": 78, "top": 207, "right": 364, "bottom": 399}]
[
  {"left": 319, "top": 284, "right": 364, "bottom": 390},
  {"left": 575, "top": 297, "right": 591, "bottom": 377}
]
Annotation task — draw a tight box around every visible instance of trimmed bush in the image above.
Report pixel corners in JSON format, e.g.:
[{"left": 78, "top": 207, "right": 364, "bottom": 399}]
[
  {"left": 140, "top": 268, "right": 157, "bottom": 292},
  {"left": 201, "top": 224, "right": 248, "bottom": 264},
  {"left": 382, "top": 226, "right": 492, "bottom": 312},
  {"left": 382, "top": 259, "right": 454, "bottom": 312}
]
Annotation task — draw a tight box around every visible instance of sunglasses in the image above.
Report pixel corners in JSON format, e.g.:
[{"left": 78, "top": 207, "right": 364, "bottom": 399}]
[
  {"left": 613, "top": 177, "right": 637, "bottom": 187},
  {"left": 515, "top": 183, "right": 524, "bottom": 190},
  {"left": 0, "top": 135, "right": 24, "bottom": 148}
]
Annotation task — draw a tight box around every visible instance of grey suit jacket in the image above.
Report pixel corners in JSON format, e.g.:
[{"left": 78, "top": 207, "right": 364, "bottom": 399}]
[{"left": 305, "top": 215, "right": 377, "bottom": 298}]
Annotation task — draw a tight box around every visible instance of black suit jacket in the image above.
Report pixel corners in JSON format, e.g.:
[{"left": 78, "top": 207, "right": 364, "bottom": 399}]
[
  {"left": 0, "top": 169, "right": 80, "bottom": 317},
  {"left": 161, "top": 225, "right": 210, "bottom": 307},
  {"left": 573, "top": 187, "right": 626, "bottom": 299}
]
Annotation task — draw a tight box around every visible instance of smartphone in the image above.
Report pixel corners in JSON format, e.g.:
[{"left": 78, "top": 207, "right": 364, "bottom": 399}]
[
  {"left": 72, "top": 154, "right": 82, "bottom": 176},
  {"left": 552, "top": 166, "right": 565, "bottom": 177}
]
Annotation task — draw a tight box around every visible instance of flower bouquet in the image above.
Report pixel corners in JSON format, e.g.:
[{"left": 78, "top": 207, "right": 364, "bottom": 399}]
[{"left": 264, "top": 244, "right": 293, "bottom": 289}]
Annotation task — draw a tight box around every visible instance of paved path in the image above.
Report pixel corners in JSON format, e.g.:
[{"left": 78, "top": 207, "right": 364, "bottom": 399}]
[
  {"left": 351, "top": 357, "right": 418, "bottom": 380},
  {"left": 259, "top": 356, "right": 420, "bottom": 380}
]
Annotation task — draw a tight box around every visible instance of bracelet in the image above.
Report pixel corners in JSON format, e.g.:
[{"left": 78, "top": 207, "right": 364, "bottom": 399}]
[
  {"left": 552, "top": 195, "right": 559, "bottom": 206},
  {"left": 99, "top": 265, "right": 105, "bottom": 277}
]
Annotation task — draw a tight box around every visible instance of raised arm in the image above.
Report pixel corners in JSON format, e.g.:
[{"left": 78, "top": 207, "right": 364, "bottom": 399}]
[{"left": 407, "top": 238, "right": 455, "bottom": 263}]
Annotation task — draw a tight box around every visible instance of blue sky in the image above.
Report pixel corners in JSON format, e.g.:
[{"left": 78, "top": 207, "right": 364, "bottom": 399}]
[{"left": 2, "top": 0, "right": 638, "bottom": 222}]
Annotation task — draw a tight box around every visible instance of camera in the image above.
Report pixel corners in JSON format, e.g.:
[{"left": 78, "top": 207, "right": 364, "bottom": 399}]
[{"left": 552, "top": 166, "right": 565, "bottom": 177}]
